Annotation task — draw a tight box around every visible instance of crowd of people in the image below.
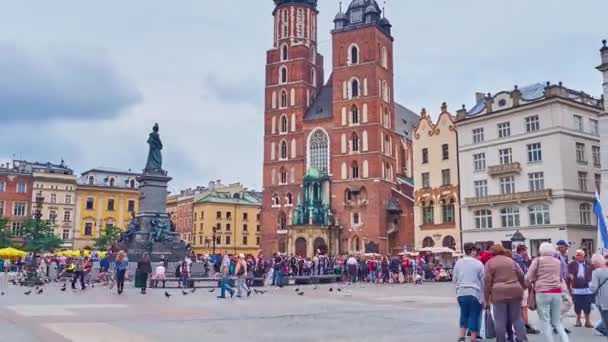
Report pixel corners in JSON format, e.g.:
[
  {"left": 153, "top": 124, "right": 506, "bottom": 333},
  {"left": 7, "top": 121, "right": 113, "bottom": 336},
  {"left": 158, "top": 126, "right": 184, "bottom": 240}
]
[{"left": 453, "top": 240, "right": 608, "bottom": 342}]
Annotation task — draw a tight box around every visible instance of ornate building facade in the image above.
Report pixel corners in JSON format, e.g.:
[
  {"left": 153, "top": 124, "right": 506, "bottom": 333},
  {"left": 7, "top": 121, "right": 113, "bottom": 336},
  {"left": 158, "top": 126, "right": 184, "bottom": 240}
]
[
  {"left": 413, "top": 104, "right": 461, "bottom": 251},
  {"left": 73, "top": 168, "right": 140, "bottom": 249},
  {"left": 0, "top": 161, "right": 33, "bottom": 240},
  {"left": 261, "top": 0, "right": 416, "bottom": 256}
]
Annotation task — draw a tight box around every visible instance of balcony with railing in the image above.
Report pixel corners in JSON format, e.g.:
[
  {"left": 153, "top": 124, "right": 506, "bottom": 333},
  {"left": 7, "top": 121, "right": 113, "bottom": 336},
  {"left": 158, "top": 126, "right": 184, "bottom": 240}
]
[
  {"left": 487, "top": 162, "right": 521, "bottom": 177},
  {"left": 465, "top": 189, "right": 552, "bottom": 207}
]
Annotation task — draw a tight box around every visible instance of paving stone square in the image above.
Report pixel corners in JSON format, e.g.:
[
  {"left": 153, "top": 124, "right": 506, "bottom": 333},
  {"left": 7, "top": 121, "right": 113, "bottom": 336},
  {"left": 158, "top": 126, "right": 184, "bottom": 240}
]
[{"left": 0, "top": 281, "right": 602, "bottom": 341}]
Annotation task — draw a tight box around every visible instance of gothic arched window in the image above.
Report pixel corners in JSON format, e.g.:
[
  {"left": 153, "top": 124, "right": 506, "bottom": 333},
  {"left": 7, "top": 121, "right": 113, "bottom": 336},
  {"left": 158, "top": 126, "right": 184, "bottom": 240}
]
[
  {"left": 350, "top": 44, "right": 359, "bottom": 65},
  {"left": 279, "top": 66, "right": 288, "bottom": 84},
  {"left": 351, "top": 161, "right": 359, "bottom": 179},
  {"left": 352, "top": 132, "right": 360, "bottom": 152},
  {"left": 281, "top": 9, "right": 289, "bottom": 38},
  {"left": 351, "top": 78, "right": 360, "bottom": 98},
  {"left": 280, "top": 115, "right": 288, "bottom": 134},
  {"left": 280, "top": 140, "right": 288, "bottom": 160},
  {"left": 351, "top": 105, "right": 359, "bottom": 124},
  {"left": 281, "top": 44, "right": 288, "bottom": 61},
  {"left": 308, "top": 129, "right": 329, "bottom": 174},
  {"left": 280, "top": 89, "right": 288, "bottom": 108}
]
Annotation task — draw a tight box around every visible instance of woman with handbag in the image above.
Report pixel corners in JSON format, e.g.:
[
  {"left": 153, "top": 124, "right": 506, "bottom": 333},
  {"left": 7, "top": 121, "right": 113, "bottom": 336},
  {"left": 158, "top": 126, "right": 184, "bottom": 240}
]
[{"left": 525, "top": 242, "right": 569, "bottom": 342}]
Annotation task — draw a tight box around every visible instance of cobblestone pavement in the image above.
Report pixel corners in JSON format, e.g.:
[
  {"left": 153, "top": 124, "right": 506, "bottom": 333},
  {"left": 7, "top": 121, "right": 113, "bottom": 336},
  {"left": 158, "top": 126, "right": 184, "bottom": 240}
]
[{"left": 0, "top": 281, "right": 602, "bottom": 341}]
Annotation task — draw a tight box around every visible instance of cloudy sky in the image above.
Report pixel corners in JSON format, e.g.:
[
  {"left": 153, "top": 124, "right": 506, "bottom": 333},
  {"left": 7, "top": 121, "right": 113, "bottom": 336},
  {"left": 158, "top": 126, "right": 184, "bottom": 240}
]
[{"left": 1, "top": 0, "right": 606, "bottom": 192}]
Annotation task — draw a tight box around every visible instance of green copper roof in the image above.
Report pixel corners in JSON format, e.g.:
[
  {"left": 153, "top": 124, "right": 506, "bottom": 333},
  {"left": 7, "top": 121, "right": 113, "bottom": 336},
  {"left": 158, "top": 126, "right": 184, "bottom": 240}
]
[{"left": 195, "top": 191, "right": 261, "bottom": 206}]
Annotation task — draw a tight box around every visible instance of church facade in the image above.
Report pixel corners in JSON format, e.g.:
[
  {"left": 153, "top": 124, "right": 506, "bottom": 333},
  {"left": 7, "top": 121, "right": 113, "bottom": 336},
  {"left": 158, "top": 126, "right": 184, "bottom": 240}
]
[{"left": 261, "top": 0, "right": 417, "bottom": 257}]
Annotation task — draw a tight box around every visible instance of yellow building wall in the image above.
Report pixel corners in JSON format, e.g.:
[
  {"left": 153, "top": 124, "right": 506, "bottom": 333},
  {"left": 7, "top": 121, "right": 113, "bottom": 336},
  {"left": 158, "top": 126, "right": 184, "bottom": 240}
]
[
  {"left": 74, "top": 186, "right": 139, "bottom": 249},
  {"left": 191, "top": 202, "right": 260, "bottom": 256}
]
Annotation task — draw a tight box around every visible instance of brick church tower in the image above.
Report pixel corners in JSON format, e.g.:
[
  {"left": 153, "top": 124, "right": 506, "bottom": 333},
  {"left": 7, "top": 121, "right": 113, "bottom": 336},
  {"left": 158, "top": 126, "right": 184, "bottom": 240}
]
[{"left": 262, "top": 0, "right": 416, "bottom": 257}]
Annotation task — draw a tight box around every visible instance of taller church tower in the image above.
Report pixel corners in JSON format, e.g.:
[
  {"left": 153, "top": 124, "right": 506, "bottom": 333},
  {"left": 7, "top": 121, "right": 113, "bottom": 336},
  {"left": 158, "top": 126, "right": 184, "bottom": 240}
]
[
  {"left": 598, "top": 40, "right": 608, "bottom": 221},
  {"left": 261, "top": 0, "right": 324, "bottom": 253}
]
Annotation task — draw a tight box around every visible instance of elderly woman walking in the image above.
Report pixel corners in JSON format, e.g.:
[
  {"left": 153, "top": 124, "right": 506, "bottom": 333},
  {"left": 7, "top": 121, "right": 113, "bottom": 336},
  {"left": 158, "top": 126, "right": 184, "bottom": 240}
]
[
  {"left": 525, "top": 242, "right": 569, "bottom": 342},
  {"left": 484, "top": 244, "right": 528, "bottom": 342}
]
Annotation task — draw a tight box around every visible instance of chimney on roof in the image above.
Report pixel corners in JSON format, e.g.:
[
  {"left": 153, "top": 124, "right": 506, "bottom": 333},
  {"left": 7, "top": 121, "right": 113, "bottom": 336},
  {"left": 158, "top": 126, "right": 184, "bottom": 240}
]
[
  {"left": 598, "top": 39, "right": 608, "bottom": 112},
  {"left": 544, "top": 81, "right": 568, "bottom": 98},
  {"left": 456, "top": 105, "right": 467, "bottom": 120},
  {"left": 511, "top": 85, "right": 522, "bottom": 107},
  {"left": 484, "top": 93, "right": 494, "bottom": 113}
]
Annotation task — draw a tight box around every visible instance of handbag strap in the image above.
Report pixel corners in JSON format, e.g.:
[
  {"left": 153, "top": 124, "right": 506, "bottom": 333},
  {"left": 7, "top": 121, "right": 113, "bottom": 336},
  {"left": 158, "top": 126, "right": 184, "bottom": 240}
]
[{"left": 594, "top": 277, "right": 608, "bottom": 296}]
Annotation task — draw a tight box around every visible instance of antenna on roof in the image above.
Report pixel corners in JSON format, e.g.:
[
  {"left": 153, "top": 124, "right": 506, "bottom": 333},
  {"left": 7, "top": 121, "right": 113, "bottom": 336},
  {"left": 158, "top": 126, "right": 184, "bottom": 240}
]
[
  {"left": 339, "top": 1, "right": 342, "bottom": 12},
  {"left": 383, "top": 0, "right": 387, "bottom": 18}
]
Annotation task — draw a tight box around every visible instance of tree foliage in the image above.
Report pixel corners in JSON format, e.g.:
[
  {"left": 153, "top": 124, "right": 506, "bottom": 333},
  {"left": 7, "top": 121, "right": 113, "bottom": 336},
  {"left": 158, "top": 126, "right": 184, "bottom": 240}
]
[
  {"left": 94, "top": 225, "right": 121, "bottom": 250},
  {"left": 0, "top": 217, "right": 13, "bottom": 248},
  {"left": 21, "top": 219, "right": 62, "bottom": 253}
]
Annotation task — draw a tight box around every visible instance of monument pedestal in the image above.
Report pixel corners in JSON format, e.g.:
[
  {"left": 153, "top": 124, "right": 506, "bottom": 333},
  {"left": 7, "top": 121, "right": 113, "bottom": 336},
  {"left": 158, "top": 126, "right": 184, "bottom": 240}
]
[{"left": 117, "top": 170, "right": 189, "bottom": 262}]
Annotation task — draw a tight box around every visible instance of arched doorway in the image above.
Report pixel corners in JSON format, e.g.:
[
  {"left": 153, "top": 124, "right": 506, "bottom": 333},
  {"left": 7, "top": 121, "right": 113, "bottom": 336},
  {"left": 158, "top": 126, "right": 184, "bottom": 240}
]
[
  {"left": 442, "top": 235, "right": 456, "bottom": 251},
  {"left": 313, "top": 237, "right": 327, "bottom": 255},
  {"left": 295, "top": 237, "right": 307, "bottom": 257},
  {"left": 422, "top": 237, "right": 435, "bottom": 248}
]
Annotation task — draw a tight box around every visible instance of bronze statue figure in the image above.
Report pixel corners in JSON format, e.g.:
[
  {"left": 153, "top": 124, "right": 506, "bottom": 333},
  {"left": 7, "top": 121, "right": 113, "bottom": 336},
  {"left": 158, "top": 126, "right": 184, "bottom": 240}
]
[{"left": 145, "top": 123, "right": 163, "bottom": 172}]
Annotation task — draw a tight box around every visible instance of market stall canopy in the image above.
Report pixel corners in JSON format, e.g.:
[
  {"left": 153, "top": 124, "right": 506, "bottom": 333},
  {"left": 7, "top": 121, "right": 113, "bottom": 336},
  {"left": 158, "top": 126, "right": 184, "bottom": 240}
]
[
  {"left": 418, "top": 247, "right": 455, "bottom": 254},
  {"left": 0, "top": 247, "right": 27, "bottom": 258}
]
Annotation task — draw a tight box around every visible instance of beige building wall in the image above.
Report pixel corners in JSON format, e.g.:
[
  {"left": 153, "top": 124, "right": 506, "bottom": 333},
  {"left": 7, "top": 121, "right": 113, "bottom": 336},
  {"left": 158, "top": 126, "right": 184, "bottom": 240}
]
[
  {"left": 413, "top": 106, "right": 461, "bottom": 251},
  {"left": 32, "top": 172, "right": 77, "bottom": 247}
]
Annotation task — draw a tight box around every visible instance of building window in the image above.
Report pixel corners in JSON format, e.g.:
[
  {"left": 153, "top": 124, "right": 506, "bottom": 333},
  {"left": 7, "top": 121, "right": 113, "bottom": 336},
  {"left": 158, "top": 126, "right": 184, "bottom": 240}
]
[
  {"left": 0, "top": 182, "right": 5, "bottom": 192},
  {"left": 526, "top": 115, "right": 540, "bottom": 132},
  {"left": 350, "top": 79, "right": 360, "bottom": 98},
  {"left": 65, "top": 195, "right": 72, "bottom": 205},
  {"left": 271, "top": 194, "right": 280, "bottom": 207},
  {"left": 216, "top": 236, "right": 221, "bottom": 245},
  {"left": 500, "top": 207, "right": 520, "bottom": 227},
  {"left": 243, "top": 213, "right": 248, "bottom": 220},
  {"left": 593, "top": 146, "right": 601, "bottom": 167},
  {"left": 242, "top": 236, "right": 248, "bottom": 246},
  {"left": 351, "top": 162, "right": 359, "bottom": 179},
  {"left": 280, "top": 89, "right": 288, "bottom": 108},
  {"left": 128, "top": 200, "right": 135, "bottom": 213},
  {"left": 422, "top": 148, "right": 429, "bottom": 164},
  {"left": 499, "top": 176, "right": 515, "bottom": 195},
  {"left": 573, "top": 115, "right": 584, "bottom": 132},
  {"left": 280, "top": 140, "right": 288, "bottom": 160},
  {"left": 13, "top": 202, "right": 26, "bottom": 216},
  {"left": 528, "top": 172, "right": 545, "bottom": 191},
  {"left": 64, "top": 211, "right": 71, "bottom": 222},
  {"left": 226, "top": 223, "right": 231, "bottom": 231},
  {"left": 107, "top": 199, "right": 115, "bottom": 211},
  {"left": 62, "top": 229, "right": 70, "bottom": 241},
  {"left": 576, "top": 143, "right": 586, "bottom": 163},
  {"left": 279, "top": 66, "right": 288, "bottom": 84},
  {"left": 351, "top": 133, "right": 360, "bottom": 152},
  {"left": 442, "top": 144, "right": 449, "bottom": 160},
  {"left": 499, "top": 148, "right": 512, "bottom": 165},
  {"left": 226, "top": 212, "right": 232, "bottom": 220},
  {"left": 474, "top": 209, "right": 492, "bottom": 229},
  {"left": 216, "top": 211, "right": 222, "bottom": 219},
  {"left": 422, "top": 201, "right": 434, "bottom": 225},
  {"left": 596, "top": 174, "right": 602, "bottom": 193},
  {"left": 130, "top": 179, "right": 136, "bottom": 188},
  {"left": 590, "top": 119, "right": 599, "bottom": 136},
  {"left": 49, "top": 210, "right": 57, "bottom": 224},
  {"left": 50, "top": 194, "right": 57, "bottom": 204},
  {"left": 580, "top": 203, "right": 592, "bottom": 225},
  {"left": 256, "top": 237, "right": 260, "bottom": 245},
  {"left": 0, "top": 200, "right": 4, "bottom": 216},
  {"left": 256, "top": 225, "right": 260, "bottom": 232},
  {"left": 474, "top": 180, "right": 488, "bottom": 198},
  {"left": 472, "top": 128, "right": 484, "bottom": 144},
  {"left": 225, "top": 236, "right": 231, "bottom": 245},
  {"left": 349, "top": 44, "right": 359, "bottom": 65},
  {"left": 286, "top": 193, "right": 293, "bottom": 205},
  {"left": 353, "top": 212, "right": 360, "bottom": 225},
  {"left": 109, "top": 178, "right": 116, "bottom": 187},
  {"left": 421, "top": 172, "right": 430, "bottom": 188},
  {"left": 351, "top": 105, "right": 359, "bottom": 124},
  {"left": 280, "top": 115, "right": 288, "bottom": 134},
  {"left": 216, "top": 223, "right": 222, "bottom": 231},
  {"left": 527, "top": 143, "right": 542, "bottom": 162},
  {"left": 279, "top": 168, "right": 287, "bottom": 184},
  {"left": 473, "top": 153, "right": 486, "bottom": 172},
  {"left": 243, "top": 224, "right": 248, "bottom": 232},
  {"left": 11, "top": 222, "right": 23, "bottom": 237},
  {"left": 88, "top": 176, "right": 95, "bottom": 185},
  {"left": 442, "top": 198, "right": 455, "bottom": 224},
  {"left": 86, "top": 197, "right": 94, "bottom": 210},
  {"left": 281, "top": 43, "right": 288, "bottom": 61},
  {"left": 16, "top": 183, "right": 26, "bottom": 193},
  {"left": 497, "top": 122, "right": 511, "bottom": 138},
  {"left": 84, "top": 223, "right": 93, "bottom": 236},
  {"left": 578, "top": 172, "right": 588, "bottom": 192},
  {"left": 309, "top": 129, "right": 329, "bottom": 174},
  {"left": 422, "top": 237, "right": 435, "bottom": 248},
  {"left": 441, "top": 169, "right": 451, "bottom": 186},
  {"left": 528, "top": 205, "right": 550, "bottom": 226}
]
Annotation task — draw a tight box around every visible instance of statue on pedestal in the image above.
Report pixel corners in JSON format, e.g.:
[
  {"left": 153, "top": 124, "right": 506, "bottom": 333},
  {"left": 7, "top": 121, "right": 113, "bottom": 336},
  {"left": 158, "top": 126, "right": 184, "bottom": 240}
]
[{"left": 145, "top": 123, "right": 163, "bottom": 173}]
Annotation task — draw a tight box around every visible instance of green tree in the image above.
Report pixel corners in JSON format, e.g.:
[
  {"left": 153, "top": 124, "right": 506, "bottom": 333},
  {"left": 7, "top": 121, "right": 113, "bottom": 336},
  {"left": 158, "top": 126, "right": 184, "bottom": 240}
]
[
  {"left": 0, "top": 217, "right": 13, "bottom": 248},
  {"left": 21, "top": 219, "right": 62, "bottom": 253},
  {"left": 94, "top": 225, "right": 121, "bottom": 250}
]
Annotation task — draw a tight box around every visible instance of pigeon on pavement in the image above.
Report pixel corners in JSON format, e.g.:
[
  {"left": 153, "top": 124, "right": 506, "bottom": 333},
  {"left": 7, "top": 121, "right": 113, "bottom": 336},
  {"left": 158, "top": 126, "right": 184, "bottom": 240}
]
[
  {"left": 37, "top": 288, "right": 43, "bottom": 295},
  {"left": 298, "top": 291, "right": 304, "bottom": 296},
  {"left": 24, "top": 290, "right": 32, "bottom": 295},
  {"left": 164, "top": 292, "right": 171, "bottom": 298},
  {"left": 182, "top": 290, "right": 188, "bottom": 296},
  {"left": 208, "top": 288, "right": 215, "bottom": 293}
]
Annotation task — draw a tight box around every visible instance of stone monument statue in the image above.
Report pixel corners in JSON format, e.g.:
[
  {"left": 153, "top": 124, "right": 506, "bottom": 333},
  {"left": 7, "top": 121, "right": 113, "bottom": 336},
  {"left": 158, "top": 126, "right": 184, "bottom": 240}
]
[
  {"left": 117, "top": 123, "right": 189, "bottom": 262},
  {"left": 145, "top": 123, "right": 163, "bottom": 173}
]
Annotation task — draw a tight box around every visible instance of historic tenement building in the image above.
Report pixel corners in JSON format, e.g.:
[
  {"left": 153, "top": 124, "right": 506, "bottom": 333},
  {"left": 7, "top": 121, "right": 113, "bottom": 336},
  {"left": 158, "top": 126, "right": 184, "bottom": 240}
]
[
  {"left": 457, "top": 82, "right": 603, "bottom": 256},
  {"left": 413, "top": 104, "right": 461, "bottom": 251},
  {"left": 261, "top": 0, "right": 417, "bottom": 257},
  {"left": 0, "top": 161, "right": 33, "bottom": 240}
]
